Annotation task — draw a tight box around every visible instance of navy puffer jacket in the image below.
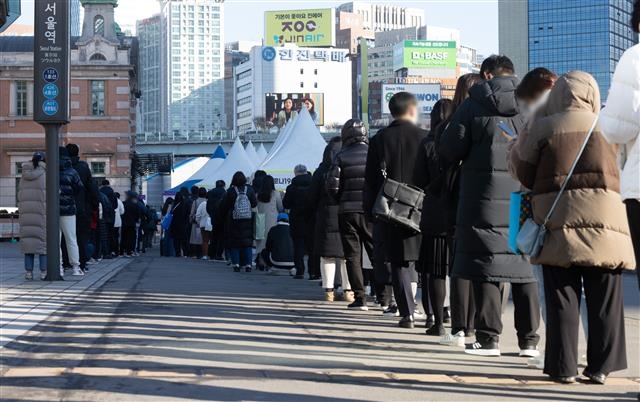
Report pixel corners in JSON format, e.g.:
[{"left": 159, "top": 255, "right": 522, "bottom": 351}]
[{"left": 59, "top": 156, "right": 83, "bottom": 216}]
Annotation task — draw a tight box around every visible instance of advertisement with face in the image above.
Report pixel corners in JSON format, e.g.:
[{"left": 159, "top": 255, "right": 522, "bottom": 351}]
[{"left": 265, "top": 93, "right": 324, "bottom": 127}]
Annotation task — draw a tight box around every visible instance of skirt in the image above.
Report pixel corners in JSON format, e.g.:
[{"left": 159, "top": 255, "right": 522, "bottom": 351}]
[{"left": 423, "top": 235, "right": 450, "bottom": 278}]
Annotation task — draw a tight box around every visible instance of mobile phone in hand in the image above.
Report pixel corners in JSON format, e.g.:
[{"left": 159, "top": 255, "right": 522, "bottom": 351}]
[{"left": 498, "top": 121, "right": 517, "bottom": 140}]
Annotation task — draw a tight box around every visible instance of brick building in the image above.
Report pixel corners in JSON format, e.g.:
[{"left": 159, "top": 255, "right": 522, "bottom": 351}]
[{"left": 0, "top": 0, "right": 138, "bottom": 208}]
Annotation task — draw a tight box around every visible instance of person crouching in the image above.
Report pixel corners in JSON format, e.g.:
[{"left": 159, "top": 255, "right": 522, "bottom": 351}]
[{"left": 259, "top": 213, "right": 296, "bottom": 275}]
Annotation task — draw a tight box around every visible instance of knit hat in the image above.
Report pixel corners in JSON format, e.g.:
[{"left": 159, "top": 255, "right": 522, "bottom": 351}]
[{"left": 277, "top": 212, "right": 289, "bottom": 222}]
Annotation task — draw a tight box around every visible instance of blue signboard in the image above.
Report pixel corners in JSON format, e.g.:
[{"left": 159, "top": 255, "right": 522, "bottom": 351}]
[
  {"left": 43, "top": 83, "right": 59, "bottom": 99},
  {"left": 43, "top": 68, "right": 59, "bottom": 83},
  {"left": 42, "top": 100, "right": 59, "bottom": 116},
  {"left": 262, "top": 46, "right": 276, "bottom": 62}
]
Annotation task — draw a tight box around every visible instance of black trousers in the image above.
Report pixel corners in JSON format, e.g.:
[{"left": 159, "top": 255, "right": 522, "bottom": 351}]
[
  {"left": 625, "top": 199, "right": 640, "bottom": 286},
  {"left": 543, "top": 265, "right": 627, "bottom": 378},
  {"left": 76, "top": 214, "right": 91, "bottom": 268},
  {"left": 121, "top": 226, "right": 136, "bottom": 254},
  {"left": 392, "top": 262, "right": 418, "bottom": 318},
  {"left": 473, "top": 281, "right": 540, "bottom": 347},
  {"left": 338, "top": 212, "right": 374, "bottom": 300},
  {"left": 111, "top": 227, "right": 120, "bottom": 255},
  {"left": 292, "top": 236, "right": 306, "bottom": 276},
  {"left": 450, "top": 277, "right": 475, "bottom": 334},
  {"left": 373, "top": 223, "right": 393, "bottom": 306}
]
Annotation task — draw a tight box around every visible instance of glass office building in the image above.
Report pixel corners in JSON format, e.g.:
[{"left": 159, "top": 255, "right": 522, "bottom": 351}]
[{"left": 528, "top": 0, "right": 638, "bottom": 102}]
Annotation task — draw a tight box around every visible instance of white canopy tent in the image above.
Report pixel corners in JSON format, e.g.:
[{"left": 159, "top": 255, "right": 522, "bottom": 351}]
[
  {"left": 256, "top": 143, "right": 268, "bottom": 163},
  {"left": 184, "top": 144, "right": 227, "bottom": 183},
  {"left": 196, "top": 137, "right": 256, "bottom": 188},
  {"left": 257, "top": 108, "right": 327, "bottom": 190},
  {"left": 244, "top": 141, "right": 260, "bottom": 169},
  {"left": 170, "top": 157, "right": 209, "bottom": 188}
]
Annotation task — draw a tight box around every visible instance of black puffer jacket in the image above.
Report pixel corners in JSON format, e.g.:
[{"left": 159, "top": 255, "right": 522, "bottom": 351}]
[
  {"left": 283, "top": 174, "right": 312, "bottom": 237},
  {"left": 327, "top": 122, "right": 369, "bottom": 214},
  {"left": 70, "top": 156, "right": 98, "bottom": 219},
  {"left": 59, "top": 156, "right": 83, "bottom": 217},
  {"left": 308, "top": 138, "right": 344, "bottom": 258},
  {"left": 265, "top": 222, "right": 295, "bottom": 267},
  {"left": 439, "top": 76, "right": 533, "bottom": 283}
]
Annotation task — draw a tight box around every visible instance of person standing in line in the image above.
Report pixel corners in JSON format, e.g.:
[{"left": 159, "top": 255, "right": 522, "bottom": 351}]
[
  {"left": 195, "top": 187, "right": 212, "bottom": 260},
  {"left": 18, "top": 152, "right": 47, "bottom": 280},
  {"left": 170, "top": 192, "right": 189, "bottom": 257},
  {"left": 206, "top": 180, "right": 227, "bottom": 261},
  {"left": 309, "top": 137, "right": 352, "bottom": 302},
  {"left": 65, "top": 144, "right": 98, "bottom": 272},
  {"left": 364, "top": 94, "right": 429, "bottom": 328},
  {"left": 328, "top": 119, "right": 375, "bottom": 311},
  {"left": 420, "top": 98, "right": 456, "bottom": 336},
  {"left": 161, "top": 197, "right": 175, "bottom": 257},
  {"left": 120, "top": 191, "right": 141, "bottom": 257},
  {"left": 509, "top": 71, "right": 635, "bottom": 384},
  {"left": 439, "top": 55, "right": 540, "bottom": 356},
  {"left": 99, "top": 179, "right": 117, "bottom": 256},
  {"left": 113, "top": 192, "right": 124, "bottom": 256},
  {"left": 189, "top": 187, "right": 207, "bottom": 258},
  {"left": 219, "top": 171, "right": 258, "bottom": 272},
  {"left": 600, "top": 1, "right": 640, "bottom": 288},
  {"left": 283, "top": 165, "right": 313, "bottom": 279},
  {"left": 255, "top": 175, "right": 283, "bottom": 258},
  {"left": 58, "top": 147, "right": 84, "bottom": 276},
  {"left": 437, "top": 73, "right": 483, "bottom": 347},
  {"left": 252, "top": 170, "right": 267, "bottom": 195},
  {"left": 96, "top": 189, "right": 114, "bottom": 260}
]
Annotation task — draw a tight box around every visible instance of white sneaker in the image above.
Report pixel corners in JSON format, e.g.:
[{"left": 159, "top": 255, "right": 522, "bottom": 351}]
[
  {"left": 439, "top": 331, "right": 466, "bottom": 347},
  {"left": 60, "top": 267, "right": 65, "bottom": 277},
  {"left": 413, "top": 309, "right": 426, "bottom": 320},
  {"left": 87, "top": 258, "right": 98, "bottom": 265},
  {"left": 519, "top": 346, "right": 540, "bottom": 358},
  {"left": 40, "top": 271, "right": 47, "bottom": 281},
  {"left": 365, "top": 285, "right": 371, "bottom": 296},
  {"left": 25, "top": 271, "right": 33, "bottom": 280},
  {"left": 201, "top": 256, "right": 209, "bottom": 260},
  {"left": 72, "top": 267, "right": 85, "bottom": 276},
  {"left": 527, "top": 356, "right": 544, "bottom": 369},
  {"left": 289, "top": 268, "right": 297, "bottom": 276}
]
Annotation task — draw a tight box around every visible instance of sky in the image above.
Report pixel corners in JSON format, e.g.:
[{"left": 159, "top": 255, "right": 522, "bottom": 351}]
[{"left": 14, "top": 0, "right": 499, "bottom": 55}]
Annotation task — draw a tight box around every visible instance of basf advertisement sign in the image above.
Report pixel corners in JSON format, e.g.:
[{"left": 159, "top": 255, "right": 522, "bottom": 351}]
[
  {"left": 265, "top": 8, "right": 335, "bottom": 47},
  {"left": 382, "top": 84, "right": 442, "bottom": 115},
  {"left": 393, "top": 40, "right": 457, "bottom": 78}
]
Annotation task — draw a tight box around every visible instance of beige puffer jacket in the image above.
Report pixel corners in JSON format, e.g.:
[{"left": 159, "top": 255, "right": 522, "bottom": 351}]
[{"left": 18, "top": 161, "right": 46, "bottom": 255}]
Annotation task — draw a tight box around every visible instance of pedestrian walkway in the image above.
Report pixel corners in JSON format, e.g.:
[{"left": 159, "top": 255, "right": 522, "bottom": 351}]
[
  {"left": 0, "top": 248, "right": 638, "bottom": 401},
  {"left": 0, "top": 243, "right": 132, "bottom": 347}
]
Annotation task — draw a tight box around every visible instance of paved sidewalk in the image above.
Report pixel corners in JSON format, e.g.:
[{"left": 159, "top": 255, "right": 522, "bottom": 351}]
[
  {"left": 0, "top": 247, "right": 638, "bottom": 401},
  {"left": 0, "top": 242, "right": 133, "bottom": 347}
]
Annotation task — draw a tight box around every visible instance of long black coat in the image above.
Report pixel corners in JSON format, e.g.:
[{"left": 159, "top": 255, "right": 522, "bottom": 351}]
[
  {"left": 219, "top": 185, "right": 257, "bottom": 249},
  {"left": 364, "top": 119, "right": 429, "bottom": 264},
  {"left": 283, "top": 174, "right": 312, "bottom": 238},
  {"left": 439, "top": 76, "right": 533, "bottom": 283},
  {"left": 419, "top": 130, "right": 449, "bottom": 237},
  {"left": 308, "top": 142, "right": 344, "bottom": 258}
]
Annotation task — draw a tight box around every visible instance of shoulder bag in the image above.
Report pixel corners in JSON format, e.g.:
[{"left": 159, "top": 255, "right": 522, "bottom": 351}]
[{"left": 517, "top": 115, "right": 599, "bottom": 257}]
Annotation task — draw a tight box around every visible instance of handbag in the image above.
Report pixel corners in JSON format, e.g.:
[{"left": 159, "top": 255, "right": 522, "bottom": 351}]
[
  {"left": 517, "top": 115, "right": 599, "bottom": 257},
  {"left": 161, "top": 202, "right": 180, "bottom": 231},
  {"left": 372, "top": 162, "right": 424, "bottom": 234},
  {"left": 254, "top": 212, "right": 266, "bottom": 240}
]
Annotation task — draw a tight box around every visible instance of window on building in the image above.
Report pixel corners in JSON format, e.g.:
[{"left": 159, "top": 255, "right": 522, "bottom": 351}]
[
  {"left": 15, "top": 81, "right": 28, "bottom": 116},
  {"left": 90, "top": 53, "right": 106, "bottom": 61},
  {"left": 90, "top": 80, "right": 106, "bottom": 116},
  {"left": 90, "top": 161, "right": 106, "bottom": 176},
  {"left": 94, "top": 15, "right": 105, "bottom": 36}
]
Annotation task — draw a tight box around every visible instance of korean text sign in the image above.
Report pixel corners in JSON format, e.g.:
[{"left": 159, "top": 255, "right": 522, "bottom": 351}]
[
  {"left": 34, "top": 0, "right": 70, "bottom": 124},
  {"left": 265, "top": 8, "right": 335, "bottom": 47},
  {"left": 395, "top": 40, "right": 457, "bottom": 71}
]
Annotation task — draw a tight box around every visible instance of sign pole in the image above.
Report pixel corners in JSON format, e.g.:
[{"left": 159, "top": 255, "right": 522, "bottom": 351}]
[{"left": 33, "top": 0, "right": 70, "bottom": 281}]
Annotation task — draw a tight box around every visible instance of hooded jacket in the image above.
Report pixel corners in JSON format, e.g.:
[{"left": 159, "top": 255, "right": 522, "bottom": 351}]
[
  {"left": 600, "top": 43, "right": 640, "bottom": 201},
  {"left": 509, "top": 71, "right": 635, "bottom": 270},
  {"left": 439, "top": 76, "right": 533, "bottom": 283},
  {"left": 327, "top": 123, "right": 369, "bottom": 214},
  {"left": 59, "top": 155, "right": 84, "bottom": 217},
  {"left": 265, "top": 222, "right": 295, "bottom": 267},
  {"left": 309, "top": 138, "right": 344, "bottom": 258},
  {"left": 18, "top": 161, "right": 47, "bottom": 255},
  {"left": 283, "top": 174, "right": 313, "bottom": 237},
  {"left": 69, "top": 155, "right": 98, "bottom": 219}
]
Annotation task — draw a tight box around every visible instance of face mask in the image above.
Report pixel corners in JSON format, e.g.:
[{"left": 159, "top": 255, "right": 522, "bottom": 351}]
[{"left": 521, "top": 89, "right": 551, "bottom": 118}]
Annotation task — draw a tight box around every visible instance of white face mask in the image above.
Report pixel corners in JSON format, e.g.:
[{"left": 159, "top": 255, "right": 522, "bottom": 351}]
[{"left": 520, "top": 89, "right": 551, "bottom": 118}]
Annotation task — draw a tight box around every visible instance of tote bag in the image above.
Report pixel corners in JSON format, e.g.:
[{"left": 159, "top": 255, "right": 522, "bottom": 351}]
[{"left": 254, "top": 212, "right": 266, "bottom": 240}]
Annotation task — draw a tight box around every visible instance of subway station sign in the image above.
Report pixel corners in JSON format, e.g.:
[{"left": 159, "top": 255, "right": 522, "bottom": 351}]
[
  {"left": 394, "top": 40, "right": 457, "bottom": 78},
  {"left": 33, "top": 0, "right": 70, "bottom": 124},
  {"left": 265, "top": 8, "right": 335, "bottom": 47}
]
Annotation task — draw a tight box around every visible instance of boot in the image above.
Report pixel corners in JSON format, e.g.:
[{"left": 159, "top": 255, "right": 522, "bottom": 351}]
[{"left": 325, "top": 290, "right": 335, "bottom": 302}]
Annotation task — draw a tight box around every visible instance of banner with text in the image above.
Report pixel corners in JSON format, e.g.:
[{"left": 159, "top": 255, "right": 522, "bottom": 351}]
[
  {"left": 393, "top": 40, "right": 457, "bottom": 78},
  {"left": 381, "top": 84, "right": 442, "bottom": 116},
  {"left": 265, "top": 8, "right": 335, "bottom": 47}
]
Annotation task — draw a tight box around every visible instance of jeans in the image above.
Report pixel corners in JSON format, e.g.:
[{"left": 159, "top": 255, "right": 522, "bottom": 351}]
[
  {"left": 25, "top": 254, "right": 47, "bottom": 272},
  {"left": 229, "top": 247, "right": 253, "bottom": 267}
]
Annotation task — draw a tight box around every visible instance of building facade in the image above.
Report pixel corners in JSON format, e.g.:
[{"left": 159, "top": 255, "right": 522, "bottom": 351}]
[
  {"left": 155, "top": 0, "right": 225, "bottom": 138},
  {"left": 337, "top": 2, "right": 425, "bottom": 33},
  {"left": 498, "top": 0, "right": 528, "bottom": 76},
  {"left": 234, "top": 46, "right": 352, "bottom": 134},
  {"left": 71, "top": 0, "right": 83, "bottom": 37},
  {"left": 223, "top": 41, "right": 258, "bottom": 130},
  {"left": 137, "top": 15, "right": 162, "bottom": 134},
  {"left": 0, "top": 0, "right": 137, "bottom": 208}
]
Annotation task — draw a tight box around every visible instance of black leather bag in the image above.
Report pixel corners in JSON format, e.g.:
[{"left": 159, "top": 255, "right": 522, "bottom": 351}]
[{"left": 372, "top": 164, "right": 424, "bottom": 234}]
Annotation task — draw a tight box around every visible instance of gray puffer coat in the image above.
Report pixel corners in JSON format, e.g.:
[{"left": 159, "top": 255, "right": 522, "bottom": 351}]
[{"left": 18, "top": 161, "right": 46, "bottom": 255}]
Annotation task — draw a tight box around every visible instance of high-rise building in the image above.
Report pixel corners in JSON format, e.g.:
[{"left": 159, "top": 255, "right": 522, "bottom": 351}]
[
  {"left": 337, "top": 2, "right": 424, "bottom": 33},
  {"left": 138, "top": 0, "right": 225, "bottom": 138},
  {"left": 500, "top": 0, "right": 638, "bottom": 100},
  {"left": 498, "top": 0, "right": 528, "bottom": 76},
  {"left": 71, "top": 0, "right": 82, "bottom": 36},
  {"left": 137, "top": 15, "right": 162, "bottom": 134}
]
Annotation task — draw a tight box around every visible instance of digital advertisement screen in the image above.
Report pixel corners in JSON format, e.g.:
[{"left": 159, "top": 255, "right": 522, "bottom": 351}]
[{"left": 265, "top": 93, "right": 325, "bottom": 127}]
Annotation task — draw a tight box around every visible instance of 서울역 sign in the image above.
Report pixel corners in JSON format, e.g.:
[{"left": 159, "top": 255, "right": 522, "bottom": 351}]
[
  {"left": 33, "top": 0, "right": 69, "bottom": 124},
  {"left": 265, "top": 47, "right": 348, "bottom": 63},
  {"left": 265, "top": 8, "right": 336, "bottom": 47}
]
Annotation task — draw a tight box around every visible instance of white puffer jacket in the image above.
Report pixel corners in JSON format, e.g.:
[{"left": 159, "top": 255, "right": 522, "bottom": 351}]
[{"left": 601, "top": 43, "right": 640, "bottom": 201}]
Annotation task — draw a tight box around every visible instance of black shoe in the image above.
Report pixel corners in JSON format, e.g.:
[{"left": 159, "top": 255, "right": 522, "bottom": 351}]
[
  {"left": 245, "top": 266, "right": 252, "bottom": 273},
  {"left": 233, "top": 265, "right": 241, "bottom": 272},
  {"left": 308, "top": 275, "right": 321, "bottom": 281},
  {"left": 464, "top": 340, "right": 501, "bottom": 356},
  {"left": 383, "top": 305, "right": 399, "bottom": 317},
  {"left": 426, "top": 314, "right": 435, "bottom": 328},
  {"left": 103, "top": 255, "right": 113, "bottom": 260},
  {"left": 425, "top": 324, "right": 445, "bottom": 336},
  {"left": 293, "top": 274, "right": 304, "bottom": 279},
  {"left": 549, "top": 375, "right": 577, "bottom": 384},
  {"left": 443, "top": 307, "right": 451, "bottom": 324},
  {"left": 347, "top": 299, "right": 369, "bottom": 311},
  {"left": 582, "top": 370, "right": 606, "bottom": 384},
  {"left": 398, "top": 316, "right": 414, "bottom": 329}
]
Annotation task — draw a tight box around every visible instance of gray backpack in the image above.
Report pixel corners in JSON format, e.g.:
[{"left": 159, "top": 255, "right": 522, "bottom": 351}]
[{"left": 232, "top": 187, "right": 252, "bottom": 220}]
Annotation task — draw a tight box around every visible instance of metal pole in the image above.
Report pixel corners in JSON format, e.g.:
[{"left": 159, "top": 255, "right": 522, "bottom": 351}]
[{"left": 45, "top": 124, "right": 62, "bottom": 281}]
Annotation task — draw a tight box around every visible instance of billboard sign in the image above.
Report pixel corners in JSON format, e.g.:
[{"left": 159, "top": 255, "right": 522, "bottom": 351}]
[
  {"left": 381, "top": 84, "right": 441, "bottom": 116},
  {"left": 265, "top": 93, "right": 324, "bottom": 127},
  {"left": 265, "top": 8, "right": 335, "bottom": 47},
  {"left": 393, "top": 40, "right": 457, "bottom": 78},
  {"left": 33, "top": 0, "right": 70, "bottom": 124}
]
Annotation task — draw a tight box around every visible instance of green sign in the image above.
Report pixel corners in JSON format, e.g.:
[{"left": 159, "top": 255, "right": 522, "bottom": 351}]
[
  {"left": 265, "top": 8, "right": 335, "bottom": 47},
  {"left": 396, "top": 40, "right": 457, "bottom": 70}
]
